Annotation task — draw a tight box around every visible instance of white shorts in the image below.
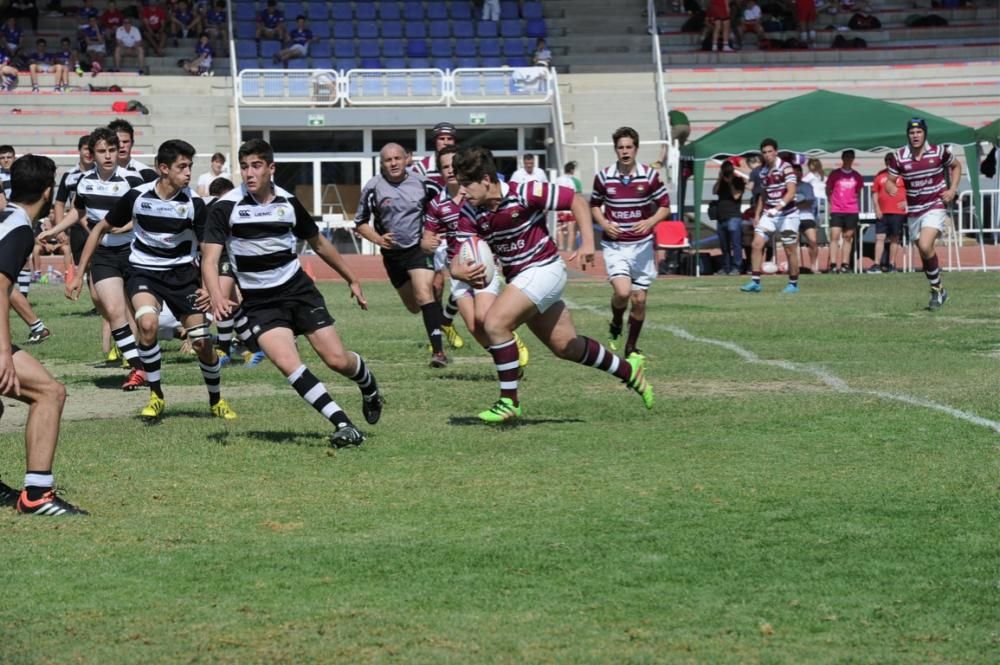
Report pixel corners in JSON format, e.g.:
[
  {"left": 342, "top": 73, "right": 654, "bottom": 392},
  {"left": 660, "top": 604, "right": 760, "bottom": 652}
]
[
  {"left": 908, "top": 208, "right": 947, "bottom": 239},
  {"left": 509, "top": 258, "right": 566, "bottom": 314},
  {"left": 289, "top": 43, "right": 307, "bottom": 56},
  {"left": 34, "top": 63, "right": 55, "bottom": 72},
  {"left": 602, "top": 237, "right": 656, "bottom": 290},
  {"left": 450, "top": 272, "right": 502, "bottom": 299},
  {"left": 433, "top": 243, "right": 448, "bottom": 271},
  {"left": 755, "top": 210, "right": 801, "bottom": 245},
  {"left": 87, "top": 44, "right": 106, "bottom": 54}
]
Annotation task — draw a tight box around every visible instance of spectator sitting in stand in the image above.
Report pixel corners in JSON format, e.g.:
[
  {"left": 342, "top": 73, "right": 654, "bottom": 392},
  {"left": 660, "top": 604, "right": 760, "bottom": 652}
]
[
  {"left": 100, "top": 0, "right": 125, "bottom": 47},
  {"left": 274, "top": 15, "right": 314, "bottom": 66},
  {"left": 203, "top": 0, "right": 227, "bottom": 47},
  {"left": 2, "top": 16, "right": 24, "bottom": 61},
  {"left": 182, "top": 32, "right": 213, "bottom": 75},
  {"left": 0, "top": 51, "right": 17, "bottom": 90},
  {"left": 141, "top": 0, "right": 168, "bottom": 57},
  {"left": 82, "top": 15, "right": 106, "bottom": 75},
  {"left": 738, "top": 0, "right": 767, "bottom": 48},
  {"left": 170, "top": 0, "right": 202, "bottom": 44},
  {"left": 55, "top": 37, "right": 77, "bottom": 82},
  {"left": 256, "top": 0, "right": 286, "bottom": 42},
  {"left": 532, "top": 37, "right": 553, "bottom": 67},
  {"left": 27, "top": 38, "right": 66, "bottom": 93},
  {"left": 76, "top": 0, "right": 99, "bottom": 33},
  {"left": 114, "top": 16, "right": 145, "bottom": 74},
  {"left": 33, "top": 216, "right": 72, "bottom": 280},
  {"left": 6, "top": 0, "right": 40, "bottom": 32}
]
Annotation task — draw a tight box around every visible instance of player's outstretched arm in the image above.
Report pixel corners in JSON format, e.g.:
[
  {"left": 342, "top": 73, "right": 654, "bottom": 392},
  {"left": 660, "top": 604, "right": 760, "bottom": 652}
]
[
  {"left": 306, "top": 233, "right": 367, "bottom": 310},
  {"left": 66, "top": 219, "right": 110, "bottom": 300},
  {"left": 39, "top": 207, "right": 81, "bottom": 241}
]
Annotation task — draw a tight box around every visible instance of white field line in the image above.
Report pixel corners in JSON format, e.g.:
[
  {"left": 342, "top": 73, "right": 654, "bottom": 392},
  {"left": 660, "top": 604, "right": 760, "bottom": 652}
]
[{"left": 566, "top": 301, "right": 1000, "bottom": 434}]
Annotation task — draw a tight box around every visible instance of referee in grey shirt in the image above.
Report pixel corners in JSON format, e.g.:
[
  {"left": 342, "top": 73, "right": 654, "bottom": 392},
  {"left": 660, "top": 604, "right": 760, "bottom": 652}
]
[{"left": 354, "top": 143, "right": 451, "bottom": 368}]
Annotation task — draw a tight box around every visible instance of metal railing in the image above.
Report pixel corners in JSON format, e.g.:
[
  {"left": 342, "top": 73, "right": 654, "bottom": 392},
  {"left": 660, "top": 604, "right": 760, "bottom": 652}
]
[
  {"left": 956, "top": 188, "right": 1000, "bottom": 271},
  {"left": 236, "top": 66, "right": 555, "bottom": 107}
]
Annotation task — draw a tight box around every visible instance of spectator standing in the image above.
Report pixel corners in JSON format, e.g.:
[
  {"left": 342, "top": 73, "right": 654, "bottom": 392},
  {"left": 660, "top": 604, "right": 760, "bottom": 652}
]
[
  {"left": 256, "top": 0, "right": 286, "bottom": 42},
  {"left": 796, "top": 0, "right": 817, "bottom": 46},
  {"left": 114, "top": 16, "right": 145, "bottom": 74},
  {"left": 825, "top": 150, "right": 864, "bottom": 273},
  {"left": 141, "top": 0, "right": 168, "bottom": 57},
  {"left": 555, "top": 161, "right": 582, "bottom": 253},
  {"left": 27, "top": 38, "right": 65, "bottom": 93},
  {"left": 182, "top": 32, "right": 213, "bottom": 75},
  {"left": 532, "top": 37, "right": 552, "bottom": 67},
  {"left": 706, "top": 0, "right": 733, "bottom": 51},
  {"left": 482, "top": 0, "right": 500, "bottom": 21},
  {"left": 870, "top": 153, "right": 906, "bottom": 273},
  {"left": 792, "top": 163, "right": 820, "bottom": 273},
  {"left": 274, "top": 15, "right": 314, "bottom": 66},
  {"left": 196, "top": 152, "right": 230, "bottom": 196},
  {"left": 509, "top": 154, "right": 548, "bottom": 186},
  {"left": 714, "top": 160, "right": 746, "bottom": 274}
]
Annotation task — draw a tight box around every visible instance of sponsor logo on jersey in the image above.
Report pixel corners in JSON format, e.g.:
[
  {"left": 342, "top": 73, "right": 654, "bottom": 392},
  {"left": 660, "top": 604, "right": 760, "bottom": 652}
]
[
  {"left": 531, "top": 181, "right": 544, "bottom": 197},
  {"left": 607, "top": 187, "right": 617, "bottom": 195},
  {"left": 238, "top": 209, "right": 251, "bottom": 217}
]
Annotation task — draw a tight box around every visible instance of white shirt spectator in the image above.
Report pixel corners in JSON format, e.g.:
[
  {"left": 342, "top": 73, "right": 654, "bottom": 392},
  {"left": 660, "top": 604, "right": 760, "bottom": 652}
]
[
  {"left": 197, "top": 168, "right": 230, "bottom": 194},
  {"left": 510, "top": 167, "right": 548, "bottom": 186},
  {"left": 116, "top": 25, "right": 142, "bottom": 48},
  {"left": 743, "top": 4, "right": 762, "bottom": 23}
]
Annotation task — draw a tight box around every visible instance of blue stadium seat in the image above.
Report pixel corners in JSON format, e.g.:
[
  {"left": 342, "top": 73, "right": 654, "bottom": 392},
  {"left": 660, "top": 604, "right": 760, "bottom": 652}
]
[
  {"left": 331, "top": 4, "right": 351, "bottom": 21},
  {"left": 335, "top": 57, "right": 357, "bottom": 70},
  {"left": 379, "top": 3, "right": 400, "bottom": 20},
  {"left": 287, "top": 58, "right": 308, "bottom": 70},
  {"left": 450, "top": 3, "right": 472, "bottom": 19},
  {"left": 502, "top": 39, "right": 525, "bottom": 57},
  {"left": 236, "top": 21, "right": 256, "bottom": 39},
  {"left": 408, "top": 57, "right": 430, "bottom": 68},
  {"left": 383, "top": 39, "right": 405, "bottom": 58},
  {"left": 430, "top": 57, "right": 452, "bottom": 71},
  {"left": 312, "top": 56, "right": 334, "bottom": 68},
  {"left": 508, "top": 55, "right": 530, "bottom": 66},
  {"left": 306, "top": 2, "right": 329, "bottom": 21},
  {"left": 499, "top": 19, "right": 522, "bottom": 38},
  {"left": 312, "top": 23, "right": 330, "bottom": 38},
  {"left": 426, "top": 2, "right": 447, "bottom": 20},
  {"left": 430, "top": 40, "right": 451, "bottom": 58},
  {"left": 381, "top": 20, "right": 403, "bottom": 38},
  {"left": 358, "top": 39, "right": 380, "bottom": 58},
  {"left": 357, "top": 23, "right": 378, "bottom": 39},
  {"left": 354, "top": 3, "right": 376, "bottom": 20},
  {"left": 334, "top": 41, "right": 354, "bottom": 58},
  {"left": 259, "top": 41, "right": 281, "bottom": 58},
  {"left": 405, "top": 23, "right": 427, "bottom": 39},
  {"left": 452, "top": 21, "right": 474, "bottom": 39},
  {"left": 333, "top": 23, "right": 353, "bottom": 40},
  {"left": 360, "top": 57, "right": 382, "bottom": 69},
  {"left": 522, "top": 2, "right": 543, "bottom": 19},
  {"left": 479, "top": 38, "right": 501, "bottom": 57},
  {"left": 263, "top": 59, "right": 283, "bottom": 70},
  {"left": 500, "top": 1, "right": 518, "bottom": 19},
  {"left": 481, "top": 56, "right": 503, "bottom": 68},
  {"left": 384, "top": 57, "right": 406, "bottom": 69},
  {"left": 235, "top": 5, "right": 255, "bottom": 21},
  {"left": 525, "top": 19, "right": 546, "bottom": 38},
  {"left": 455, "top": 56, "right": 478, "bottom": 69},
  {"left": 237, "top": 58, "right": 259, "bottom": 72},
  {"left": 403, "top": 2, "right": 424, "bottom": 21},
  {"left": 406, "top": 39, "right": 428, "bottom": 57},
  {"left": 476, "top": 21, "right": 498, "bottom": 38},
  {"left": 311, "top": 41, "right": 331, "bottom": 57},
  {"left": 455, "top": 40, "right": 475, "bottom": 58},
  {"left": 236, "top": 41, "right": 258, "bottom": 58},
  {"left": 284, "top": 2, "right": 305, "bottom": 19},
  {"left": 428, "top": 22, "right": 450, "bottom": 39}
]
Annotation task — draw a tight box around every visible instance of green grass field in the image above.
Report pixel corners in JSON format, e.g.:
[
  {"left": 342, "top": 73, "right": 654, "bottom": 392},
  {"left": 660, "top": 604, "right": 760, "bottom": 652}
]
[{"left": 2, "top": 273, "right": 998, "bottom": 664}]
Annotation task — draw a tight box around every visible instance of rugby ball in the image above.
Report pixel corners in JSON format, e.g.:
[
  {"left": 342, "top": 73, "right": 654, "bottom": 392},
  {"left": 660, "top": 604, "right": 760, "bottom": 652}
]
[
  {"left": 762, "top": 261, "right": 779, "bottom": 275},
  {"left": 457, "top": 236, "right": 496, "bottom": 285}
]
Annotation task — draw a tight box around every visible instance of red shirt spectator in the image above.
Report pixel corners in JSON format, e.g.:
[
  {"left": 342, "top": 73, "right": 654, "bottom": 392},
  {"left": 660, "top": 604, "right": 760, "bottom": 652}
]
[
  {"left": 142, "top": 4, "right": 167, "bottom": 32},
  {"left": 872, "top": 169, "right": 906, "bottom": 217},
  {"left": 101, "top": 2, "right": 125, "bottom": 32}
]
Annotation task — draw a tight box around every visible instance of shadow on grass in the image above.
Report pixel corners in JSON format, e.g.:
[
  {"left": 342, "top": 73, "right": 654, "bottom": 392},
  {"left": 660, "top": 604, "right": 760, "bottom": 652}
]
[
  {"left": 433, "top": 372, "right": 495, "bottom": 382},
  {"left": 448, "top": 416, "right": 584, "bottom": 428},
  {"left": 89, "top": 375, "right": 127, "bottom": 389},
  {"left": 207, "top": 429, "right": 340, "bottom": 447}
]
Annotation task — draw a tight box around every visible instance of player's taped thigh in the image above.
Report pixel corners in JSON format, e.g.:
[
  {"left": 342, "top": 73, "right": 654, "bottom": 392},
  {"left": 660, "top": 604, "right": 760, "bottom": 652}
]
[
  {"left": 779, "top": 230, "right": 799, "bottom": 246},
  {"left": 184, "top": 320, "right": 213, "bottom": 343}
]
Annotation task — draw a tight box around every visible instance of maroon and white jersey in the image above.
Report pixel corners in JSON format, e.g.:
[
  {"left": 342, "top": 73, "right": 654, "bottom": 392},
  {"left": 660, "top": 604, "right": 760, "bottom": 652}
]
[
  {"left": 469, "top": 180, "right": 575, "bottom": 279},
  {"left": 409, "top": 154, "right": 435, "bottom": 176},
  {"left": 760, "top": 158, "right": 797, "bottom": 217},
  {"left": 886, "top": 143, "right": 955, "bottom": 217},
  {"left": 424, "top": 188, "right": 477, "bottom": 262},
  {"left": 590, "top": 162, "right": 670, "bottom": 243}
]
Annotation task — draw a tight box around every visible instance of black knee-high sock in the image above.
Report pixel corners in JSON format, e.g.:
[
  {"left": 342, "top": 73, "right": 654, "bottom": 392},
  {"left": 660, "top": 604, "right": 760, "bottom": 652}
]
[
  {"left": 442, "top": 293, "right": 458, "bottom": 326},
  {"left": 111, "top": 324, "right": 143, "bottom": 370},
  {"left": 199, "top": 357, "right": 222, "bottom": 406},
  {"left": 288, "top": 364, "right": 351, "bottom": 428},
  {"left": 420, "top": 302, "right": 444, "bottom": 353},
  {"left": 347, "top": 352, "right": 378, "bottom": 397},
  {"left": 216, "top": 319, "right": 234, "bottom": 355},
  {"left": 137, "top": 342, "right": 163, "bottom": 398}
]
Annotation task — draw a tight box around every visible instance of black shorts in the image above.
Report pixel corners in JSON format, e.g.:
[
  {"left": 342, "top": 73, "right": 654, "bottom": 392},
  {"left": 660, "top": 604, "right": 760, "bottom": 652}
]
[
  {"left": 829, "top": 213, "right": 859, "bottom": 231},
  {"left": 239, "top": 271, "right": 334, "bottom": 340},
  {"left": 876, "top": 214, "right": 905, "bottom": 237},
  {"left": 382, "top": 244, "right": 434, "bottom": 289},
  {"left": 126, "top": 264, "right": 202, "bottom": 318},
  {"left": 90, "top": 244, "right": 132, "bottom": 283},
  {"left": 68, "top": 225, "right": 89, "bottom": 265},
  {"left": 799, "top": 218, "right": 818, "bottom": 232}
]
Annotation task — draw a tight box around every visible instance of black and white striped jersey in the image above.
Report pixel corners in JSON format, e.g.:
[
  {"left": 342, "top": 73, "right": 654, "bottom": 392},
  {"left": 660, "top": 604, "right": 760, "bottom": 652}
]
[
  {"left": 0, "top": 167, "right": 10, "bottom": 200},
  {"left": 0, "top": 205, "right": 36, "bottom": 284},
  {"left": 106, "top": 181, "right": 206, "bottom": 270},
  {"left": 73, "top": 166, "right": 145, "bottom": 247},
  {"left": 123, "top": 158, "right": 158, "bottom": 184},
  {"left": 204, "top": 183, "right": 319, "bottom": 294},
  {"left": 55, "top": 164, "right": 88, "bottom": 207}
]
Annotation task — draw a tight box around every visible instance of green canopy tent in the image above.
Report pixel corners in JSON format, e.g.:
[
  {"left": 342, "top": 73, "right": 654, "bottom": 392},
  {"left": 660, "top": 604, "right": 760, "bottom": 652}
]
[
  {"left": 679, "top": 90, "right": 982, "bottom": 255},
  {"left": 975, "top": 118, "right": 999, "bottom": 144}
]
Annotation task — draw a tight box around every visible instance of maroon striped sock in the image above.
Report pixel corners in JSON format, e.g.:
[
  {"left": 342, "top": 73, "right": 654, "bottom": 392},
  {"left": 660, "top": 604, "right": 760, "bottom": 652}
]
[
  {"left": 578, "top": 337, "right": 630, "bottom": 381},
  {"left": 922, "top": 254, "right": 942, "bottom": 289},
  {"left": 625, "top": 316, "right": 644, "bottom": 355},
  {"left": 489, "top": 338, "right": 520, "bottom": 404}
]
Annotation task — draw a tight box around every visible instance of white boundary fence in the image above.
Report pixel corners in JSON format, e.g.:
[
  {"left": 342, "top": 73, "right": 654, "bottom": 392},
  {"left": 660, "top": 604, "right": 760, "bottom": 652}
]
[{"left": 237, "top": 67, "right": 554, "bottom": 106}]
